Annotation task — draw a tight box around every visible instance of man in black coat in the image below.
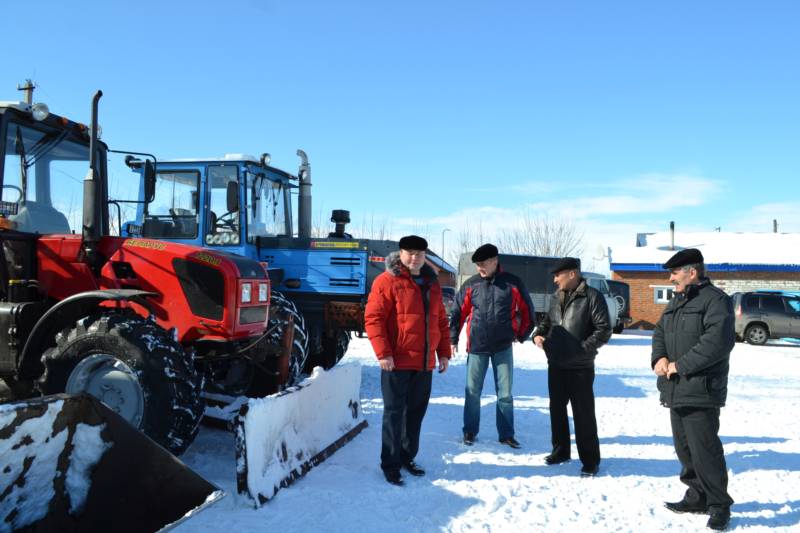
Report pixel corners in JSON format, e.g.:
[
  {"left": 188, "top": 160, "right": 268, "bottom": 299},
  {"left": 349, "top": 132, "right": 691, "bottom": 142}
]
[
  {"left": 533, "top": 257, "right": 611, "bottom": 477},
  {"left": 652, "top": 248, "right": 734, "bottom": 531}
]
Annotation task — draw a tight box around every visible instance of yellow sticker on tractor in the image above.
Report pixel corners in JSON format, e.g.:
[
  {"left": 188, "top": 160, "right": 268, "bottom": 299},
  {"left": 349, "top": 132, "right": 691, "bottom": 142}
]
[
  {"left": 125, "top": 239, "right": 167, "bottom": 251},
  {"left": 310, "top": 241, "right": 362, "bottom": 249},
  {"left": 194, "top": 252, "right": 223, "bottom": 267}
]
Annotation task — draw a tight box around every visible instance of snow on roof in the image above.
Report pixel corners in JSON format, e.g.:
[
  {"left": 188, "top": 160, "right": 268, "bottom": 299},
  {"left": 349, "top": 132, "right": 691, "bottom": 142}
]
[{"left": 611, "top": 231, "right": 800, "bottom": 270}]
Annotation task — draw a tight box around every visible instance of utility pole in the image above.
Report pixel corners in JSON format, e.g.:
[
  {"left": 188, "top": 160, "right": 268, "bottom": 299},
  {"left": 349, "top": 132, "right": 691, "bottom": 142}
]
[
  {"left": 441, "top": 228, "right": 451, "bottom": 266},
  {"left": 17, "top": 79, "right": 35, "bottom": 104}
]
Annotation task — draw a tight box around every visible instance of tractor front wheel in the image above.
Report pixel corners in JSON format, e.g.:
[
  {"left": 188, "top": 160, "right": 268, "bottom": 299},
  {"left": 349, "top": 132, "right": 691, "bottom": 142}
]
[{"left": 39, "top": 312, "right": 204, "bottom": 455}]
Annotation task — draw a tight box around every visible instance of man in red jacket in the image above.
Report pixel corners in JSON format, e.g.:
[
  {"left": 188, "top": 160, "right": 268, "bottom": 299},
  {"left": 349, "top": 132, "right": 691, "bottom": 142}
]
[{"left": 365, "top": 235, "right": 451, "bottom": 486}]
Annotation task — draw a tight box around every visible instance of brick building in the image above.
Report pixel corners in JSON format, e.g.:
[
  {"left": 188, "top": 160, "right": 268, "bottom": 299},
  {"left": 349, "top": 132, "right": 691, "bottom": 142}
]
[{"left": 610, "top": 231, "right": 800, "bottom": 329}]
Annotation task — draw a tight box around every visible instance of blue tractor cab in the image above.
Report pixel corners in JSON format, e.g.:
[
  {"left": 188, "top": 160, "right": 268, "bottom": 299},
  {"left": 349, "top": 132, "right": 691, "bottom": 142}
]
[{"left": 123, "top": 151, "right": 407, "bottom": 371}]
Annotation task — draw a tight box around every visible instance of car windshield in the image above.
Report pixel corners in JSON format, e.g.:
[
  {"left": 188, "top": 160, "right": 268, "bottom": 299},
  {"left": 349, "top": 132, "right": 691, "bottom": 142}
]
[{"left": 2, "top": 121, "right": 88, "bottom": 234}]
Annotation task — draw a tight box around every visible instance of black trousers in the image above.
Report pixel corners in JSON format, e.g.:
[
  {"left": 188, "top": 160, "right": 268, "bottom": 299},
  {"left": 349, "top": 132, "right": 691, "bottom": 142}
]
[
  {"left": 547, "top": 365, "right": 600, "bottom": 467},
  {"left": 670, "top": 406, "right": 734, "bottom": 509},
  {"left": 380, "top": 369, "right": 433, "bottom": 472}
]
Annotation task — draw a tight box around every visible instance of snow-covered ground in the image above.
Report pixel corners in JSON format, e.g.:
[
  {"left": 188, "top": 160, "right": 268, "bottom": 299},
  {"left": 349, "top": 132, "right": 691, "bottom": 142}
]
[{"left": 176, "top": 332, "right": 800, "bottom": 532}]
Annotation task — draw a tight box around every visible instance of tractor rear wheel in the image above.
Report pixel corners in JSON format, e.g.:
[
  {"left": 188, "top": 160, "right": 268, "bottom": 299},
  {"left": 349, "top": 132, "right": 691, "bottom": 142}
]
[
  {"left": 39, "top": 312, "right": 204, "bottom": 455},
  {"left": 320, "top": 329, "right": 351, "bottom": 370}
]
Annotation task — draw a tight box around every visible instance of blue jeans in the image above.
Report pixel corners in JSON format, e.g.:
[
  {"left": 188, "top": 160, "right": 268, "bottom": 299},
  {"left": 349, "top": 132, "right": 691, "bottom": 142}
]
[{"left": 463, "top": 346, "right": 514, "bottom": 440}]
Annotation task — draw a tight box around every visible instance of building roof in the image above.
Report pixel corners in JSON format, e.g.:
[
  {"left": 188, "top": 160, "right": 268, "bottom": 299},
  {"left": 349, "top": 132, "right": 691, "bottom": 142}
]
[{"left": 610, "top": 231, "right": 800, "bottom": 272}]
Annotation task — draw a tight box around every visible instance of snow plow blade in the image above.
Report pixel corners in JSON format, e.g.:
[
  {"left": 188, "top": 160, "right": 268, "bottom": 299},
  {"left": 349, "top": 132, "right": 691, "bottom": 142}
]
[
  {"left": 0, "top": 394, "right": 223, "bottom": 533},
  {"left": 235, "top": 363, "right": 367, "bottom": 505}
]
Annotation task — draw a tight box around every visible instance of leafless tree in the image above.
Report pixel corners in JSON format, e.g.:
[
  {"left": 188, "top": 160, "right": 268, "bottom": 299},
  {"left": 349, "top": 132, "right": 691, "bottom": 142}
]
[
  {"left": 450, "top": 220, "right": 487, "bottom": 267},
  {"left": 496, "top": 210, "right": 584, "bottom": 257},
  {"left": 355, "top": 213, "right": 394, "bottom": 240}
]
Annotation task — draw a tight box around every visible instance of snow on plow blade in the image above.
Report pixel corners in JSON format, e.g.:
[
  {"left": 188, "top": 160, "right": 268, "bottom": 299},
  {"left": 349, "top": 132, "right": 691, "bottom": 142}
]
[
  {"left": 235, "top": 363, "right": 367, "bottom": 505},
  {"left": 0, "top": 394, "right": 223, "bottom": 533}
]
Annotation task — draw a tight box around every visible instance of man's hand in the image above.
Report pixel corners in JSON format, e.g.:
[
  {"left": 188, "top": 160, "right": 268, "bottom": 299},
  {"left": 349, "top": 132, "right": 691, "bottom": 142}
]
[
  {"left": 666, "top": 362, "right": 678, "bottom": 379},
  {"left": 653, "top": 357, "right": 669, "bottom": 376},
  {"left": 533, "top": 335, "right": 545, "bottom": 349},
  {"left": 438, "top": 357, "right": 449, "bottom": 374},
  {"left": 450, "top": 344, "right": 459, "bottom": 358},
  {"left": 379, "top": 356, "right": 395, "bottom": 372}
]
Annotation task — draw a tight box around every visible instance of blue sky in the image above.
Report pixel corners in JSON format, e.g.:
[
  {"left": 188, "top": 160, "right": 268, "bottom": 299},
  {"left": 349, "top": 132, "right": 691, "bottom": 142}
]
[{"left": 3, "top": 0, "right": 799, "bottom": 270}]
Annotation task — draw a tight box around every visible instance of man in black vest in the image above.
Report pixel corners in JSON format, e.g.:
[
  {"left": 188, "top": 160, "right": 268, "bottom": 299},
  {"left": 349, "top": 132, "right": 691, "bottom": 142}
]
[
  {"left": 652, "top": 248, "right": 734, "bottom": 531},
  {"left": 533, "top": 257, "right": 611, "bottom": 477}
]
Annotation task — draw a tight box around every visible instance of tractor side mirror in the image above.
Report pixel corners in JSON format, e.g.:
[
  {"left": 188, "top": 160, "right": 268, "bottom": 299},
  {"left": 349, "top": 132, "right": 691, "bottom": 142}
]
[
  {"left": 226, "top": 180, "right": 239, "bottom": 213},
  {"left": 143, "top": 161, "right": 156, "bottom": 203}
]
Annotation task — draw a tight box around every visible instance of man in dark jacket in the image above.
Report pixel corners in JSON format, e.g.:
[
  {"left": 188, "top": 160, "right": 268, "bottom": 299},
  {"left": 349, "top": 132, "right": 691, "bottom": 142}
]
[
  {"left": 450, "top": 244, "right": 535, "bottom": 448},
  {"left": 533, "top": 257, "right": 611, "bottom": 477},
  {"left": 652, "top": 248, "right": 734, "bottom": 531},
  {"left": 365, "top": 235, "right": 451, "bottom": 486}
]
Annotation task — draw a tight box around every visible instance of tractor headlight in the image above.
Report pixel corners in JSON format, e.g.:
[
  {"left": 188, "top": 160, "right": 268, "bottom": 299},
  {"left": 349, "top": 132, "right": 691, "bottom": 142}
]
[
  {"left": 258, "top": 283, "right": 269, "bottom": 302},
  {"left": 241, "top": 282, "right": 252, "bottom": 304},
  {"left": 32, "top": 103, "right": 50, "bottom": 121}
]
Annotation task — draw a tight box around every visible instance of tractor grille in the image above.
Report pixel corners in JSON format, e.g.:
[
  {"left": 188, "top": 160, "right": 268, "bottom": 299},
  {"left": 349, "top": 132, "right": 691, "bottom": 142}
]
[
  {"left": 173, "top": 259, "right": 224, "bottom": 321},
  {"left": 330, "top": 256, "right": 361, "bottom": 266},
  {"left": 329, "top": 278, "right": 359, "bottom": 287},
  {"left": 239, "top": 306, "right": 268, "bottom": 325}
]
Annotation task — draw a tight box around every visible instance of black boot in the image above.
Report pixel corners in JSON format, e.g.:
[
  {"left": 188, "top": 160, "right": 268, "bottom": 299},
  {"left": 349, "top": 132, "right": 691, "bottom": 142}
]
[
  {"left": 706, "top": 506, "right": 730, "bottom": 531},
  {"left": 383, "top": 469, "right": 404, "bottom": 486},
  {"left": 403, "top": 460, "right": 425, "bottom": 477},
  {"left": 463, "top": 432, "right": 475, "bottom": 445},
  {"left": 664, "top": 498, "right": 707, "bottom": 514},
  {"left": 544, "top": 453, "right": 570, "bottom": 465}
]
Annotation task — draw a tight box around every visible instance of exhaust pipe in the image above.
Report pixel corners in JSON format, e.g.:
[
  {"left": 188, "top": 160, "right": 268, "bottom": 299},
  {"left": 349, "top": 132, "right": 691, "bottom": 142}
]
[
  {"left": 297, "top": 149, "right": 312, "bottom": 239},
  {"left": 669, "top": 221, "right": 675, "bottom": 250},
  {"left": 83, "top": 90, "right": 103, "bottom": 271}
]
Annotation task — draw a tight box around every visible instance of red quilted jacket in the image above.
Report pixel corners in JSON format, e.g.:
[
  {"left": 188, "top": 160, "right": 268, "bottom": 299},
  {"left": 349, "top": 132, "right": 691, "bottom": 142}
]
[{"left": 365, "top": 252, "right": 452, "bottom": 370}]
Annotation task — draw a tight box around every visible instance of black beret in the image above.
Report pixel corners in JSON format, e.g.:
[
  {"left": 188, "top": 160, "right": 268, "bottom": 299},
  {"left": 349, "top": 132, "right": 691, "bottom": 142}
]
[
  {"left": 471, "top": 243, "right": 499, "bottom": 263},
  {"left": 663, "top": 248, "right": 704, "bottom": 269},
  {"left": 550, "top": 257, "right": 581, "bottom": 274},
  {"left": 398, "top": 235, "right": 428, "bottom": 251}
]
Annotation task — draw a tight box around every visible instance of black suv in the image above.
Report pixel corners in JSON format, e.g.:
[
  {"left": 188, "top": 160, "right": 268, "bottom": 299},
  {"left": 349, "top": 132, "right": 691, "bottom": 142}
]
[{"left": 733, "top": 291, "right": 800, "bottom": 345}]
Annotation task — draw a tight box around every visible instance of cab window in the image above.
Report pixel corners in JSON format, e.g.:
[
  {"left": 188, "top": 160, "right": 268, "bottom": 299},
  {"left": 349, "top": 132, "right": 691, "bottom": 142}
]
[
  {"left": 2, "top": 121, "right": 87, "bottom": 234},
  {"left": 142, "top": 170, "right": 199, "bottom": 239},
  {"left": 206, "top": 165, "right": 240, "bottom": 246},
  {"left": 246, "top": 173, "right": 289, "bottom": 242}
]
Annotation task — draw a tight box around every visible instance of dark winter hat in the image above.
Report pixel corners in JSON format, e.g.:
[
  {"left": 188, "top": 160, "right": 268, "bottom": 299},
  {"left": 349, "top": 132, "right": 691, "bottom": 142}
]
[
  {"left": 471, "top": 243, "right": 499, "bottom": 263},
  {"left": 398, "top": 235, "right": 428, "bottom": 251},
  {"left": 550, "top": 257, "right": 581, "bottom": 274},
  {"left": 663, "top": 248, "right": 704, "bottom": 269}
]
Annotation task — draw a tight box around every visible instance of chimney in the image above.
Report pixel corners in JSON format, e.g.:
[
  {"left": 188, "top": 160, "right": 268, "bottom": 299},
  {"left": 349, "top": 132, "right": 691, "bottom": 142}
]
[
  {"left": 670, "top": 221, "right": 675, "bottom": 250},
  {"left": 774, "top": 219, "right": 778, "bottom": 233}
]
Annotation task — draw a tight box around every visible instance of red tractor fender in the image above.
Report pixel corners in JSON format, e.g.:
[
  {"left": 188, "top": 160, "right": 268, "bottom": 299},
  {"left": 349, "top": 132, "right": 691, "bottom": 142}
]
[{"left": 17, "top": 289, "right": 157, "bottom": 379}]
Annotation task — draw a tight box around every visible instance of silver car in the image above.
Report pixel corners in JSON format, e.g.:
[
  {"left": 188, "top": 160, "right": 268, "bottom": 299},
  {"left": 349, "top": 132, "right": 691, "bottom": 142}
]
[{"left": 733, "top": 291, "right": 800, "bottom": 345}]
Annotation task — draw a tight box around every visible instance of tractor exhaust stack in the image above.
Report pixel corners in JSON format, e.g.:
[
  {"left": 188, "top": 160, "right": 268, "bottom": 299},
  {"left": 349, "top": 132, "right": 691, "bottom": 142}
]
[{"left": 297, "top": 149, "right": 312, "bottom": 239}]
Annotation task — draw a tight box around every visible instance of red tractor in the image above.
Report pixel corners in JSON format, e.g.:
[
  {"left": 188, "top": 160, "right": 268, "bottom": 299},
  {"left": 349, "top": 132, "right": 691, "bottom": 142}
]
[{"left": 0, "top": 86, "right": 289, "bottom": 454}]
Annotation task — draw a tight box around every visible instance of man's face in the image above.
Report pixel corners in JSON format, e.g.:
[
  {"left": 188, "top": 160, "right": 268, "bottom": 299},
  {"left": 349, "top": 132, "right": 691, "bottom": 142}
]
[
  {"left": 553, "top": 269, "right": 578, "bottom": 291},
  {"left": 475, "top": 257, "right": 498, "bottom": 278},
  {"left": 400, "top": 249, "right": 426, "bottom": 272},
  {"left": 669, "top": 266, "right": 697, "bottom": 293}
]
